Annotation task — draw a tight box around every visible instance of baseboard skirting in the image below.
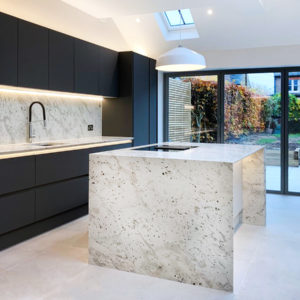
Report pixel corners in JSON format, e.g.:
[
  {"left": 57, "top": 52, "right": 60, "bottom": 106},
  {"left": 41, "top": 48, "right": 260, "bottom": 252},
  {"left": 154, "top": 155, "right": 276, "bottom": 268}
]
[{"left": 0, "top": 204, "right": 88, "bottom": 251}]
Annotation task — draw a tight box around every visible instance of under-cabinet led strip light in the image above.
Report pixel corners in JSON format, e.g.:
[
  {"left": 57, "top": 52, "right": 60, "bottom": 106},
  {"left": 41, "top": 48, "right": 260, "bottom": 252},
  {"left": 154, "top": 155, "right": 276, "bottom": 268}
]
[{"left": 0, "top": 85, "right": 104, "bottom": 101}]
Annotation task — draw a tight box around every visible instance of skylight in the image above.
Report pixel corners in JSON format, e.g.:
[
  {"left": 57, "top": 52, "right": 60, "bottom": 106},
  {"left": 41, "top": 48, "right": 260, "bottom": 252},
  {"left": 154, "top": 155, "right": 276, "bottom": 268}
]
[{"left": 164, "top": 9, "right": 194, "bottom": 27}]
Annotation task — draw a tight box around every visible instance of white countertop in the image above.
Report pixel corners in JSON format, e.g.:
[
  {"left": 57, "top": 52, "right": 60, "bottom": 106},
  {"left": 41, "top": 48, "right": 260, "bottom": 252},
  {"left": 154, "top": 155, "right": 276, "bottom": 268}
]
[
  {"left": 92, "top": 142, "right": 264, "bottom": 163},
  {"left": 0, "top": 136, "right": 133, "bottom": 159}
]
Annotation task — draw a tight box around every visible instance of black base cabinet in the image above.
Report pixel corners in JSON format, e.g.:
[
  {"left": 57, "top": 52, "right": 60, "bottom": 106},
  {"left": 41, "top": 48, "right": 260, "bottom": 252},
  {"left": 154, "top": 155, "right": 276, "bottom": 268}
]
[
  {"left": 0, "top": 190, "right": 35, "bottom": 235},
  {"left": 0, "top": 142, "right": 132, "bottom": 250},
  {"left": 36, "top": 177, "right": 88, "bottom": 221}
]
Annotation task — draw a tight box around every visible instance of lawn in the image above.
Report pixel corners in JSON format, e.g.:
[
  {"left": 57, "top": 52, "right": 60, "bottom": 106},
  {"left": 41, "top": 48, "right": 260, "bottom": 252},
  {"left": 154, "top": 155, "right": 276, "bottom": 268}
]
[{"left": 257, "top": 138, "right": 277, "bottom": 145}]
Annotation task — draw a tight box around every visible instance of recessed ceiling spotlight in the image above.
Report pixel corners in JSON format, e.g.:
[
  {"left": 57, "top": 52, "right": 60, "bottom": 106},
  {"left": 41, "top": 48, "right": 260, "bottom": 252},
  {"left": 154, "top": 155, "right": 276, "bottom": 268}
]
[
  {"left": 136, "top": 18, "right": 141, "bottom": 23},
  {"left": 207, "top": 9, "right": 213, "bottom": 15}
]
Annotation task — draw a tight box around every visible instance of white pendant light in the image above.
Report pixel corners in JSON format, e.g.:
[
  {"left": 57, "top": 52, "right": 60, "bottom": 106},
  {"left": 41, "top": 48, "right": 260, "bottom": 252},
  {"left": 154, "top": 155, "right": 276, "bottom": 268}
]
[{"left": 156, "top": 45, "right": 206, "bottom": 72}]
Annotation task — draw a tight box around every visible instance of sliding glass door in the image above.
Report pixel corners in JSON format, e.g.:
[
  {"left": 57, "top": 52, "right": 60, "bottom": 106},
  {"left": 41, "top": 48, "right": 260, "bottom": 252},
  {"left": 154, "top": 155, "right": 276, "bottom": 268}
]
[
  {"left": 167, "top": 75, "right": 218, "bottom": 143},
  {"left": 224, "top": 72, "right": 282, "bottom": 191},
  {"left": 288, "top": 72, "right": 300, "bottom": 193},
  {"left": 164, "top": 68, "right": 300, "bottom": 195}
]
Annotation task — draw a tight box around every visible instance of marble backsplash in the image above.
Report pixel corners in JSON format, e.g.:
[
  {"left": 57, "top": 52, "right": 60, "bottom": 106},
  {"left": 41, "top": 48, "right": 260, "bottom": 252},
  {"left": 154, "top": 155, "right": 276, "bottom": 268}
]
[{"left": 0, "top": 90, "right": 102, "bottom": 144}]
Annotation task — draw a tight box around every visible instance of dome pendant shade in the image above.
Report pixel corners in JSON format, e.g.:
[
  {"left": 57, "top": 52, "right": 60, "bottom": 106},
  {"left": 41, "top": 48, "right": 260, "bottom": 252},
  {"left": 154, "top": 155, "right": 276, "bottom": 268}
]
[{"left": 156, "top": 46, "right": 206, "bottom": 72}]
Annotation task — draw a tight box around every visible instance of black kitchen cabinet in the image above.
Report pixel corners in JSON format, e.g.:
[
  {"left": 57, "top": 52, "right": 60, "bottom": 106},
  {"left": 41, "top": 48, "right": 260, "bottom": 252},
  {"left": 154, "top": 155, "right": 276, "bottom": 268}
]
[
  {"left": 133, "top": 54, "right": 150, "bottom": 146},
  {"left": 18, "top": 20, "right": 48, "bottom": 89},
  {"left": 102, "top": 52, "right": 157, "bottom": 146},
  {"left": 0, "top": 11, "right": 122, "bottom": 97},
  {"left": 0, "top": 142, "right": 132, "bottom": 250},
  {"left": 36, "top": 149, "right": 88, "bottom": 185},
  {"left": 49, "top": 30, "right": 74, "bottom": 92},
  {"left": 0, "top": 156, "right": 35, "bottom": 195},
  {"left": 149, "top": 59, "right": 157, "bottom": 144},
  {"left": 0, "top": 190, "right": 35, "bottom": 235},
  {"left": 0, "top": 12, "right": 18, "bottom": 86},
  {"left": 99, "top": 46, "right": 119, "bottom": 97},
  {"left": 35, "top": 177, "right": 88, "bottom": 221},
  {"left": 75, "top": 39, "right": 99, "bottom": 95}
]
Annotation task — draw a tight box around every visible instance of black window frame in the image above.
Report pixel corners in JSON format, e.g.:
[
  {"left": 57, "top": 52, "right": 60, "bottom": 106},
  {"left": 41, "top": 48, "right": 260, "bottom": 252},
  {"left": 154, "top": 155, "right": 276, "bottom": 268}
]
[{"left": 163, "top": 66, "right": 300, "bottom": 196}]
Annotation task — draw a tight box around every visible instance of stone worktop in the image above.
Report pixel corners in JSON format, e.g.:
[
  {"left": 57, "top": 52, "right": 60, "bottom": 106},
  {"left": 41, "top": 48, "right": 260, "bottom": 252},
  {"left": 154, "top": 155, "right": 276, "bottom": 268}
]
[
  {"left": 0, "top": 136, "right": 133, "bottom": 159},
  {"left": 92, "top": 142, "right": 264, "bottom": 163},
  {"left": 89, "top": 142, "right": 266, "bottom": 292}
]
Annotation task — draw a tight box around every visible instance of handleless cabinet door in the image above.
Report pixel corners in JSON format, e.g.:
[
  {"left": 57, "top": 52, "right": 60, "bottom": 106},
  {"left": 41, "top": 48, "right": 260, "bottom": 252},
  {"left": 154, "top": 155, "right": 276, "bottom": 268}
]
[
  {"left": 99, "top": 47, "right": 119, "bottom": 97},
  {"left": 35, "top": 177, "right": 88, "bottom": 221},
  {"left": 133, "top": 53, "right": 150, "bottom": 146},
  {"left": 49, "top": 30, "right": 74, "bottom": 92},
  {"left": 0, "top": 156, "right": 35, "bottom": 195},
  {"left": 0, "top": 190, "right": 35, "bottom": 235},
  {"left": 75, "top": 39, "right": 99, "bottom": 95},
  {"left": 149, "top": 58, "right": 157, "bottom": 144},
  {"left": 18, "top": 20, "right": 48, "bottom": 89},
  {"left": 36, "top": 150, "right": 88, "bottom": 185},
  {"left": 0, "top": 12, "right": 18, "bottom": 86}
]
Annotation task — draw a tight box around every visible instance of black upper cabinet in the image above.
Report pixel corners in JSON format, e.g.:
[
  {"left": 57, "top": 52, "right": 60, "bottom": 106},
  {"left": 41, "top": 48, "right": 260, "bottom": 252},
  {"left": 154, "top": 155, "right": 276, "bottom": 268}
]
[
  {"left": 0, "top": 12, "right": 18, "bottom": 86},
  {"left": 18, "top": 20, "right": 48, "bottom": 89},
  {"left": 49, "top": 30, "right": 74, "bottom": 92},
  {"left": 0, "top": 13, "right": 120, "bottom": 96},
  {"left": 133, "top": 54, "right": 150, "bottom": 146},
  {"left": 149, "top": 59, "right": 157, "bottom": 144},
  {"left": 99, "top": 47, "right": 119, "bottom": 97},
  {"left": 75, "top": 39, "right": 99, "bottom": 95}
]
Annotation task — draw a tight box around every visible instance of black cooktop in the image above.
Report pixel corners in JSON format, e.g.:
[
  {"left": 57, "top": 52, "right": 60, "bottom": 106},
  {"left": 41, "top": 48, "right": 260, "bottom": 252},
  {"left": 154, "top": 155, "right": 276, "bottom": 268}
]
[{"left": 133, "top": 145, "right": 198, "bottom": 152}]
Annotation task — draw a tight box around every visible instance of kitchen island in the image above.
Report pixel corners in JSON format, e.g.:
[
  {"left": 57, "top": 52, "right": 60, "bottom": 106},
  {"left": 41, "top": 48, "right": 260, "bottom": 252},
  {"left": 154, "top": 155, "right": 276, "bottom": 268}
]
[{"left": 89, "top": 142, "right": 265, "bottom": 292}]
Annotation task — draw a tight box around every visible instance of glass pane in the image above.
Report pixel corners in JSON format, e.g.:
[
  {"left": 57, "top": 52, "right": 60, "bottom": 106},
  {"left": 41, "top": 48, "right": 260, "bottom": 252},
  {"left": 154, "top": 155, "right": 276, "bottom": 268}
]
[
  {"left": 288, "top": 72, "right": 300, "bottom": 193},
  {"left": 224, "top": 73, "right": 281, "bottom": 191},
  {"left": 168, "top": 76, "right": 218, "bottom": 143},
  {"left": 180, "top": 9, "right": 194, "bottom": 25},
  {"left": 165, "top": 10, "right": 183, "bottom": 26}
]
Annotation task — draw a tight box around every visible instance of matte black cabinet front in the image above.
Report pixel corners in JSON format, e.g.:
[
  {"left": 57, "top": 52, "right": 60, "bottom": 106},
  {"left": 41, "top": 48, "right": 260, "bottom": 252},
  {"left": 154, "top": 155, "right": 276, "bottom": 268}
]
[
  {"left": 99, "top": 47, "right": 119, "bottom": 97},
  {"left": 35, "top": 177, "right": 88, "bottom": 221},
  {"left": 36, "top": 150, "right": 88, "bottom": 185},
  {"left": 49, "top": 30, "right": 74, "bottom": 92},
  {"left": 133, "top": 54, "right": 150, "bottom": 146},
  {"left": 102, "top": 52, "right": 157, "bottom": 146},
  {"left": 75, "top": 39, "right": 99, "bottom": 95},
  {"left": 18, "top": 20, "right": 48, "bottom": 89},
  {"left": 0, "top": 12, "right": 18, "bottom": 86},
  {"left": 149, "top": 59, "right": 157, "bottom": 144},
  {"left": 0, "top": 156, "right": 35, "bottom": 195},
  {"left": 0, "top": 190, "right": 35, "bottom": 235}
]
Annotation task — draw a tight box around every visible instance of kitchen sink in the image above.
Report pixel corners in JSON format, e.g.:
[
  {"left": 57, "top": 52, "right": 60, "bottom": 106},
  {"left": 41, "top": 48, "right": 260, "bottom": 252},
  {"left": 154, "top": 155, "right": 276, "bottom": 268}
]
[{"left": 31, "top": 142, "right": 65, "bottom": 147}]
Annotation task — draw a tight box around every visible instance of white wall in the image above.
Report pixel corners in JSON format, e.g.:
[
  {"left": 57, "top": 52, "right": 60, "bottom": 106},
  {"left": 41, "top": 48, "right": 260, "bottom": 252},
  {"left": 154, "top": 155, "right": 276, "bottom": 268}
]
[
  {"left": 157, "top": 44, "right": 300, "bottom": 142},
  {"left": 203, "top": 44, "right": 300, "bottom": 70}
]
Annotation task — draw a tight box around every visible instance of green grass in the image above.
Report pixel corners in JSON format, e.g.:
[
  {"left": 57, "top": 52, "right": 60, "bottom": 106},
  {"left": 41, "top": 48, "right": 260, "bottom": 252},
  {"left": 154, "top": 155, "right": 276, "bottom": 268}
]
[
  {"left": 257, "top": 138, "right": 277, "bottom": 145},
  {"left": 274, "top": 133, "right": 300, "bottom": 138}
]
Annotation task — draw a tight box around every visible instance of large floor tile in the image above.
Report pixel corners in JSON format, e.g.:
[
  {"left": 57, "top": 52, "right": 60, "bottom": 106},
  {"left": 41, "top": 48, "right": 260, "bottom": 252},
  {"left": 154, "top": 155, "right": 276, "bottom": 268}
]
[{"left": 0, "top": 194, "right": 299, "bottom": 299}]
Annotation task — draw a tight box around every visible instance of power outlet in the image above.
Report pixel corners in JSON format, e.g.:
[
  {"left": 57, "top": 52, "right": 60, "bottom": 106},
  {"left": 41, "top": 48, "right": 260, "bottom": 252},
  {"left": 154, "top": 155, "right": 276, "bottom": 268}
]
[{"left": 88, "top": 124, "right": 94, "bottom": 131}]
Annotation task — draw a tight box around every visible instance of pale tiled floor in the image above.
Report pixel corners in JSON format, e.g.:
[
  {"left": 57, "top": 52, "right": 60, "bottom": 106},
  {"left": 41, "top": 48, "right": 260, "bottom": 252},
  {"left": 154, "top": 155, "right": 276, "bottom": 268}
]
[{"left": 0, "top": 194, "right": 300, "bottom": 300}]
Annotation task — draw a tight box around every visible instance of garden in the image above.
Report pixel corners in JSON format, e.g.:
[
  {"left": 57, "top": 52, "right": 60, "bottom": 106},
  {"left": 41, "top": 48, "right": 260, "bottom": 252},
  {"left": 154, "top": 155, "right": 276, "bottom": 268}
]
[{"left": 184, "top": 78, "right": 300, "bottom": 155}]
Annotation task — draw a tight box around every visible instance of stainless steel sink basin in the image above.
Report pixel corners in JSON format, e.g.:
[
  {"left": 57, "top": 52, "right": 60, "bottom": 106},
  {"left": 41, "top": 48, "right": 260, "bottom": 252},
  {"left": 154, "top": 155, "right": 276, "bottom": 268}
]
[{"left": 32, "top": 142, "right": 65, "bottom": 147}]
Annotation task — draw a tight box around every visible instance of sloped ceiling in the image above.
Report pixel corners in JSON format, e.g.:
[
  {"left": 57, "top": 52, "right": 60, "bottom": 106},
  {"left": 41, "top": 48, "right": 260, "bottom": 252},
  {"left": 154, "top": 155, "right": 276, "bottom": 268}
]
[{"left": 0, "top": 0, "right": 300, "bottom": 59}]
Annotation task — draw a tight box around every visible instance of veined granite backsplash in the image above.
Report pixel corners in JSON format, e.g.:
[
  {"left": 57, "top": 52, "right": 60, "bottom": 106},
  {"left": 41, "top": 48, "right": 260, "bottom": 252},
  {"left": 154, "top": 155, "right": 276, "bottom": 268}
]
[{"left": 0, "top": 90, "right": 102, "bottom": 144}]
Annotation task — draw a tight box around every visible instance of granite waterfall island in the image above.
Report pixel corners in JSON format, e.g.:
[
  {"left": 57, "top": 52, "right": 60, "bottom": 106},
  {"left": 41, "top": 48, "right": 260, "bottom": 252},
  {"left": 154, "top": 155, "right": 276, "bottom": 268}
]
[{"left": 88, "top": 143, "right": 265, "bottom": 292}]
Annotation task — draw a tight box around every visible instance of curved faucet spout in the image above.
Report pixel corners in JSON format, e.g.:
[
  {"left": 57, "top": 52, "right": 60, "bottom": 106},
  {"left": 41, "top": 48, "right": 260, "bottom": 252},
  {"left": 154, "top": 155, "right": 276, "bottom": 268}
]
[{"left": 28, "top": 101, "right": 47, "bottom": 142}]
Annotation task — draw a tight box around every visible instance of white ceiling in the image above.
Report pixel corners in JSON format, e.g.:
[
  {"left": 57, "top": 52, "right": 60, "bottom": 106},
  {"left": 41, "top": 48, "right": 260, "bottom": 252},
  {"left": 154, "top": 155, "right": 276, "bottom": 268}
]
[{"left": 1, "top": 0, "right": 300, "bottom": 59}]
